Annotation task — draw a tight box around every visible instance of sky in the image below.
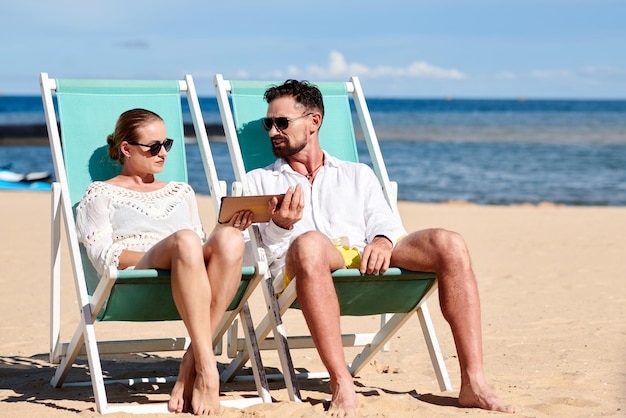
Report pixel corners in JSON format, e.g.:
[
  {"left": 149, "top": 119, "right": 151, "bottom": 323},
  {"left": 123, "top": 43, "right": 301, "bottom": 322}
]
[{"left": 1, "top": 0, "right": 625, "bottom": 98}]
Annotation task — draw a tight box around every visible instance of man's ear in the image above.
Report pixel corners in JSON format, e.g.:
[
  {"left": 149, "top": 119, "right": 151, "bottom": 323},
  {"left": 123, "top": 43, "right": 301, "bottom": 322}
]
[{"left": 309, "top": 112, "right": 322, "bottom": 133}]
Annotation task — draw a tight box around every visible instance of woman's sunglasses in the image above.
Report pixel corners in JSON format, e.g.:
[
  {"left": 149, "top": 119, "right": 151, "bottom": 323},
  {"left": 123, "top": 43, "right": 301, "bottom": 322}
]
[
  {"left": 127, "top": 138, "right": 174, "bottom": 156},
  {"left": 261, "top": 112, "right": 312, "bottom": 132}
]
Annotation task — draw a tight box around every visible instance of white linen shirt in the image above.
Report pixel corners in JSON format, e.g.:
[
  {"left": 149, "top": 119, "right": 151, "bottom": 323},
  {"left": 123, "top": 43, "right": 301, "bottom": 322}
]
[{"left": 246, "top": 152, "right": 407, "bottom": 281}]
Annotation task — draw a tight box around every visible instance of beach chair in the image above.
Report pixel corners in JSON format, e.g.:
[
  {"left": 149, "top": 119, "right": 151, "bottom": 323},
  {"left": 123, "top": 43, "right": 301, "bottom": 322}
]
[
  {"left": 40, "top": 72, "right": 271, "bottom": 414},
  {"left": 213, "top": 74, "right": 452, "bottom": 399}
]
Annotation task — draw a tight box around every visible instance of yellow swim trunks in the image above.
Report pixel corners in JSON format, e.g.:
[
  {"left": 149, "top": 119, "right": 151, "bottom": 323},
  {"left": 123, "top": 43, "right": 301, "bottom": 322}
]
[
  {"left": 279, "top": 234, "right": 407, "bottom": 293},
  {"left": 280, "top": 243, "right": 362, "bottom": 292},
  {"left": 337, "top": 244, "right": 362, "bottom": 269}
]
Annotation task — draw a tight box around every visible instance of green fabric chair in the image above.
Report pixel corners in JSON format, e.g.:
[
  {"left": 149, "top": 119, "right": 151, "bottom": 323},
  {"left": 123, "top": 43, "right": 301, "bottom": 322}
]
[
  {"left": 213, "top": 74, "right": 452, "bottom": 401},
  {"left": 41, "top": 73, "right": 270, "bottom": 414}
]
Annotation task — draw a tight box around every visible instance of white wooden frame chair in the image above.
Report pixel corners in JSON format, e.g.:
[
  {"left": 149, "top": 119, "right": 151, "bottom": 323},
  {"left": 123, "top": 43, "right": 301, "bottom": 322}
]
[
  {"left": 40, "top": 72, "right": 272, "bottom": 413},
  {"left": 213, "top": 74, "right": 452, "bottom": 401}
]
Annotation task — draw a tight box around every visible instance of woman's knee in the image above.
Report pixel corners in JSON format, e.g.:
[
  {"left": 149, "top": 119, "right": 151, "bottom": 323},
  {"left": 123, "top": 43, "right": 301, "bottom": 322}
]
[
  {"left": 207, "top": 227, "right": 245, "bottom": 258},
  {"left": 170, "top": 229, "right": 204, "bottom": 260}
]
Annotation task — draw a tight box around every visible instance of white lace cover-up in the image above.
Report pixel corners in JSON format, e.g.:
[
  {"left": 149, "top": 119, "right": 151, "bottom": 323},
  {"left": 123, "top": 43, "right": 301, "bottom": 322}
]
[{"left": 76, "top": 181, "right": 206, "bottom": 277}]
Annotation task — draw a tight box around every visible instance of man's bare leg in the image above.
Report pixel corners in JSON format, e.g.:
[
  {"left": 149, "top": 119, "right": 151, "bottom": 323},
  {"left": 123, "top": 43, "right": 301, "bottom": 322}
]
[
  {"left": 392, "top": 229, "right": 517, "bottom": 413},
  {"left": 287, "top": 232, "right": 357, "bottom": 417}
]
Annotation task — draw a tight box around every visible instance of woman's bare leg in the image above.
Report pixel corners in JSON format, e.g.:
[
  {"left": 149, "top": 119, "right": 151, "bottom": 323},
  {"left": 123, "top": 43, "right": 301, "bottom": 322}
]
[
  {"left": 169, "top": 345, "right": 196, "bottom": 412},
  {"left": 135, "top": 229, "right": 228, "bottom": 415},
  {"left": 162, "top": 227, "right": 243, "bottom": 414}
]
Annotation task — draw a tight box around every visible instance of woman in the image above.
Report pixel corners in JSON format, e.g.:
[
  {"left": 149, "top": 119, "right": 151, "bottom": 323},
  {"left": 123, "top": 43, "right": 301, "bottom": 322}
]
[{"left": 76, "top": 108, "right": 252, "bottom": 415}]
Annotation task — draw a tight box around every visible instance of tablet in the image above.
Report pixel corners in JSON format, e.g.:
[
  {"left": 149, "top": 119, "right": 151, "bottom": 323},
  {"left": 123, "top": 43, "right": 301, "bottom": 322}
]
[{"left": 218, "top": 195, "right": 284, "bottom": 224}]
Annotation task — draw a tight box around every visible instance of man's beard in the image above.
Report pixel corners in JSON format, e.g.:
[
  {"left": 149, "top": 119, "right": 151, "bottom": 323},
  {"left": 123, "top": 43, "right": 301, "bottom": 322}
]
[{"left": 272, "top": 138, "right": 306, "bottom": 159}]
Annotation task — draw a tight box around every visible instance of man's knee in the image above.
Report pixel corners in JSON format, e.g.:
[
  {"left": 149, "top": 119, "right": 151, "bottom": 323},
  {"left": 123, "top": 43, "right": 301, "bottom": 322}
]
[
  {"left": 404, "top": 228, "right": 469, "bottom": 259},
  {"left": 432, "top": 228, "right": 466, "bottom": 248},
  {"left": 289, "top": 231, "right": 329, "bottom": 256},
  {"left": 425, "top": 229, "right": 471, "bottom": 265},
  {"left": 287, "top": 231, "right": 335, "bottom": 273}
]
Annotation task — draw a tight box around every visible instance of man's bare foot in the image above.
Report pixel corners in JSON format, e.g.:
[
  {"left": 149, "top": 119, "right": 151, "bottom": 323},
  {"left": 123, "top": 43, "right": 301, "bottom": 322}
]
[
  {"left": 168, "top": 348, "right": 196, "bottom": 413},
  {"left": 191, "top": 361, "right": 221, "bottom": 416},
  {"left": 458, "top": 381, "right": 518, "bottom": 413},
  {"left": 328, "top": 376, "right": 358, "bottom": 417}
]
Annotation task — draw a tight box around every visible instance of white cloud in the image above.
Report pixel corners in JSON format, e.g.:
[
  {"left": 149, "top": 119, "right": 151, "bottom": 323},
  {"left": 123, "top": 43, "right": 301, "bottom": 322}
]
[
  {"left": 403, "top": 61, "right": 465, "bottom": 79},
  {"left": 286, "top": 65, "right": 301, "bottom": 77},
  {"left": 289, "top": 51, "right": 467, "bottom": 80}
]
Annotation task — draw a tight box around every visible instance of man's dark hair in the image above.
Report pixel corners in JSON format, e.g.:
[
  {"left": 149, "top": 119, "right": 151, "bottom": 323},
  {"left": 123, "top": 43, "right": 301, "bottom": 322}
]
[{"left": 264, "top": 79, "right": 324, "bottom": 118}]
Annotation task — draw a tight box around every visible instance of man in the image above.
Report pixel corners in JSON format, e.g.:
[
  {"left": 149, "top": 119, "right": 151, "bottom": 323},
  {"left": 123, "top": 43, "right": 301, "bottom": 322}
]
[{"left": 246, "top": 79, "right": 517, "bottom": 416}]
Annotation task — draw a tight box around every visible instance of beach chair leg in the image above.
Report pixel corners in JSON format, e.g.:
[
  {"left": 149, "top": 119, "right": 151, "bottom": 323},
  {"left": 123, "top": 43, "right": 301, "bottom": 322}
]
[
  {"left": 349, "top": 312, "right": 414, "bottom": 376},
  {"left": 381, "top": 313, "right": 392, "bottom": 352},
  {"left": 239, "top": 302, "right": 271, "bottom": 402},
  {"left": 221, "top": 305, "right": 277, "bottom": 382},
  {"left": 50, "top": 321, "right": 84, "bottom": 388},
  {"left": 50, "top": 307, "right": 110, "bottom": 413},
  {"left": 261, "top": 275, "right": 301, "bottom": 402},
  {"left": 50, "top": 183, "right": 62, "bottom": 364},
  {"left": 81, "top": 309, "right": 110, "bottom": 413},
  {"left": 221, "top": 279, "right": 301, "bottom": 401},
  {"left": 221, "top": 341, "right": 249, "bottom": 382}
]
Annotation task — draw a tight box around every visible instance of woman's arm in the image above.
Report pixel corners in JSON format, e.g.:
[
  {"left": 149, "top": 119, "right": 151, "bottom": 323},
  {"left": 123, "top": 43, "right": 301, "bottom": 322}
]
[{"left": 75, "top": 183, "right": 123, "bottom": 276}]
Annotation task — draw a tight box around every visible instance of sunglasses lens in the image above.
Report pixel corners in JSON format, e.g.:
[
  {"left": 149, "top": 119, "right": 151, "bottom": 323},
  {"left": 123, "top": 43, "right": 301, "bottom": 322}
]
[
  {"left": 261, "top": 118, "right": 273, "bottom": 131},
  {"left": 274, "top": 117, "right": 289, "bottom": 130},
  {"left": 261, "top": 117, "right": 291, "bottom": 131},
  {"left": 146, "top": 139, "right": 173, "bottom": 156},
  {"left": 147, "top": 144, "right": 158, "bottom": 156}
]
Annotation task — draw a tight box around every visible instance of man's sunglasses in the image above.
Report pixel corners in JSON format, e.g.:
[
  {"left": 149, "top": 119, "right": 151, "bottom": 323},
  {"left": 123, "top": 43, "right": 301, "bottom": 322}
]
[
  {"left": 261, "top": 112, "right": 313, "bottom": 132},
  {"left": 126, "top": 138, "right": 174, "bottom": 156}
]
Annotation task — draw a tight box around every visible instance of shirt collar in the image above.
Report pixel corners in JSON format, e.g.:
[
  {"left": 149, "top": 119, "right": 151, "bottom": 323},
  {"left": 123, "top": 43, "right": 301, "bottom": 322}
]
[{"left": 274, "top": 151, "right": 338, "bottom": 175}]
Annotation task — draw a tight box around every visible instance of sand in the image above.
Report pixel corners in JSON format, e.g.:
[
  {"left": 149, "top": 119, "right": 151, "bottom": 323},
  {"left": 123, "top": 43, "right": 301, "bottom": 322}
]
[{"left": 0, "top": 189, "right": 624, "bottom": 417}]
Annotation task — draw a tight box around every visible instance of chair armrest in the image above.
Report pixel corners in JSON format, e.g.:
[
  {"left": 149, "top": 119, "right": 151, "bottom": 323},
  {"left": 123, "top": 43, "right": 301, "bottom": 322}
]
[{"left": 232, "top": 181, "right": 244, "bottom": 197}]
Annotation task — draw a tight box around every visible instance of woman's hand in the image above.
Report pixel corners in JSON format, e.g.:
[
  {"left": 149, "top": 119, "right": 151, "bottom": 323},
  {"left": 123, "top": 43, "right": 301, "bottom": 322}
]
[{"left": 224, "top": 210, "right": 254, "bottom": 231}]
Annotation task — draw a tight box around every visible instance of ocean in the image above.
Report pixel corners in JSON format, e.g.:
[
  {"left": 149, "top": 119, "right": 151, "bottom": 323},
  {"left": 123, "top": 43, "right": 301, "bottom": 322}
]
[{"left": 1, "top": 96, "right": 625, "bottom": 206}]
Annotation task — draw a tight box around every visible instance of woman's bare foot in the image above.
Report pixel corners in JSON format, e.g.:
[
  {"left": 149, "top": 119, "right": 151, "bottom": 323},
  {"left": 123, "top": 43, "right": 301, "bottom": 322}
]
[
  {"left": 191, "top": 360, "right": 221, "bottom": 416},
  {"left": 168, "top": 348, "right": 196, "bottom": 413},
  {"left": 458, "top": 380, "right": 518, "bottom": 413},
  {"left": 328, "top": 376, "right": 357, "bottom": 417}
]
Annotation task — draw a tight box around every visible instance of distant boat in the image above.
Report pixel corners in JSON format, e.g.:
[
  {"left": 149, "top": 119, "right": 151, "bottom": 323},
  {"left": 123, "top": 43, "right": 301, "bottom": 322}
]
[{"left": 0, "top": 163, "right": 52, "bottom": 190}]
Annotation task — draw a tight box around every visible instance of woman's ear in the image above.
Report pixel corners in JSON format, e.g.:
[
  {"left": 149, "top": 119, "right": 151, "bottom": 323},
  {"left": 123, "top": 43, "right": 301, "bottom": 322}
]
[{"left": 120, "top": 141, "right": 132, "bottom": 159}]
